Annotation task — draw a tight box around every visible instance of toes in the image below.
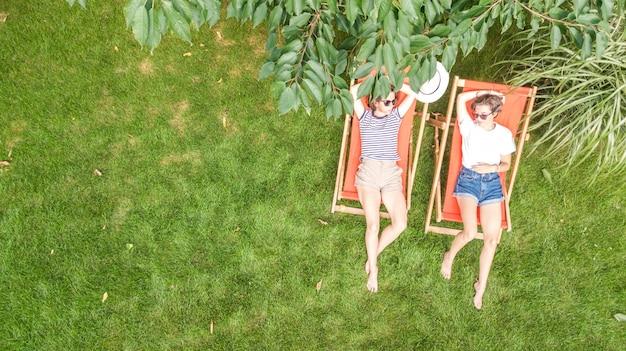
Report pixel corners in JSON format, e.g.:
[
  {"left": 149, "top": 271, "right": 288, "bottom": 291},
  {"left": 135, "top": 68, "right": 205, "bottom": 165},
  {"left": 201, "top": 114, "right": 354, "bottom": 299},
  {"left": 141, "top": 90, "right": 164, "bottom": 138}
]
[{"left": 440, "top": 251, "right": 452, "bottom": 280}]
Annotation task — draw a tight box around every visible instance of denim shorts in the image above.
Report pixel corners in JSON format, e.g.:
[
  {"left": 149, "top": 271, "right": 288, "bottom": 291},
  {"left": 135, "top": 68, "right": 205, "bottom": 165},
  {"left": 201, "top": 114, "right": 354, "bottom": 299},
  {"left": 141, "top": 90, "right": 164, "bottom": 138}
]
[
  {"left": 355, "top": 158, "right": 403, "bottom": 192},
  {"left": 452, "top": 166, "right": 504, "bottom": 206}
]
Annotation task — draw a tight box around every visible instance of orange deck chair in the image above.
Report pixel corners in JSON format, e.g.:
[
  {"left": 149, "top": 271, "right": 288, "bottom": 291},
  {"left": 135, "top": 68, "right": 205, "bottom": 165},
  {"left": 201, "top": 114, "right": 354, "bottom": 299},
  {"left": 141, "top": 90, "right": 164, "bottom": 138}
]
[
  {"left": 424, "top": 77, "right": 537, "bottom": 239},
  {"left": 331, "top": 77, "right": 429, "bottom": 218}
]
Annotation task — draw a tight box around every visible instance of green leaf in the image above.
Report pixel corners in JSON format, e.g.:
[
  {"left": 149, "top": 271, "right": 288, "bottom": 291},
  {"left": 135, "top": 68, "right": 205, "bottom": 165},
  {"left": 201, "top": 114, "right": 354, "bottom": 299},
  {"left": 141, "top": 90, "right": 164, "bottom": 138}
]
[
  {"left": 252, "top": 3, "right": 268, "bottom": 27},
  {"left": 449, "top": 18, "right": 472, "bottom": 38},
  {"left": 600, "top": 0, "right": 614, "bottom": 21},
  {"left": 424, "top": 0, "right": 436, "bottom": 24},
  {"left": 400, "top": 0, "right": 418, "bottom": 20},
  {"left": 205, "top": 0, "right": 220, "bottom": 26},
  {"left": 550, "top": 25, "right": 561, "bottom": 50},
  {"left": 131, "top": 5, "right": 149, "bottom": 46},
  {"left": 581, "top": 32, "right": 592, "bottom": 59},
  {"left": 576, "top": 13, "right": 600, "bottom": 25},
  {"left": 595, "top": 31, "right": 608, "bottom": 59},
  {"left": 278, "top": 86, "right": 296, "bottom": 115},
  {"left": 353, "top": 62, "right": 375, "bottom": 80},
  {"left": 340, "top": 88, "right": 354, "bottom": 116},
  {"left": 335, "top": 57, "right": 348, "bottom": 76},
  {"left": 345, "top": 0, "right": 360, "bottom": 23},
  {"left": 265, "top": 32, "right": 277, "bottom": 51},
  {"left": 439, "top": 0, "right": 452, "bottom": 9},
  {"left": 331, "top": 97, "right": 343, "bottom": 118},
  {"left": 259, "top": 61, "right": 275, "bottom": 79},
  {"left": 172, "top": 0, "right": 194, "bottom": 22},
  {"left": 124, "top": 0, "right": 145, "bottom": 27},
  {"left": 441, "top": 42, "right": 457, "bottom": 69},
  {"left": 357, "top": 76, "right": 375, "bottom": 98},
  {"left": 410, "top": 34, "right": 432, "bottom": 51},
  {"left": 548, "top": 7, "right": 568, "bottom": 20},
  {"left": 373, "top": 44, "right": 383, "bottom": 68},
  {"left": 378, "top": 0, "right": 393, "bottom": 20},
  {"left": 277, "top": 51, "right": 298, "bottom": 66},
  {"left": 428, "top": 24, "right": 451, "bottom": 37},
  {"left": 382, "top": 43, "right": 397, "bottom": 74},
  {"left": 162, "top": 0, "right": 192, "bottom": 43},
  {"left": 305, "top": 61, "right": 326, "bottom": 82},
  {"left": 357, "top": 37, "right": 377, "bottom": 61},
  {"left": 268, "top": 6, "right": 283, "bottom": 30},
  {"left": 572, "top": 0, "right": 585, "bottom": 16},
  {"left": 568, "top": 26, "right": 583, "bottom": 48},
  {"left": 327, "top": 0, "right": 338, "bottom": 13},
  {"left": 146, "top": 8, "right": 162, "bottom": 52},
  {"left": 302, "top": 78, "right": 323, "bottom": 104}
]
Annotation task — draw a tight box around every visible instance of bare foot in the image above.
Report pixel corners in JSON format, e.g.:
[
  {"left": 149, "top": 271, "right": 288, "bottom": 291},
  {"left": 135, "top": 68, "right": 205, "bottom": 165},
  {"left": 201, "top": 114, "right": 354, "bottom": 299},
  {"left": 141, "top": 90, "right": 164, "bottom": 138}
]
[
  {"left": 367, "top": 267, "right": 378, "bottom": 293},
  {"left": 473, "top": 281, "right": 485, "bottom": 310},
  {"left": 440, "top": 251, "right": 453, "bottom": 280}
]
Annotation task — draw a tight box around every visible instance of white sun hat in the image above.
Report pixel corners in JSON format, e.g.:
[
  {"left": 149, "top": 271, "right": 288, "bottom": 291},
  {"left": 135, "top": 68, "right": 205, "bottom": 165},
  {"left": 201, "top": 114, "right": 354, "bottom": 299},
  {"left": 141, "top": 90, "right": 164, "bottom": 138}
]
[{"left": 416, "top": 61, "right": 450, "bottom": 103}]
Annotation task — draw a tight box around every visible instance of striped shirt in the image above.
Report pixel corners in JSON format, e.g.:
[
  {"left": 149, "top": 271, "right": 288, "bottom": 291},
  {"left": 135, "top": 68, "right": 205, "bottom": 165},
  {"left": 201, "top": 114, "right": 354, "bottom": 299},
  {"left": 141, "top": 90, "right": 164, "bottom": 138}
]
[{"left": 358, "top": 108, "right": 403, "bottom": 161}]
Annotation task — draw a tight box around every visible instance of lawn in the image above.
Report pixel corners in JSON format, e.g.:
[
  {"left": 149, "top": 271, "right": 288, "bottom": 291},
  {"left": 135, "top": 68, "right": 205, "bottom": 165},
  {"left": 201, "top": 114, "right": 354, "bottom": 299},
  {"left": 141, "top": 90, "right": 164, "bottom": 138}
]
[{"left": 0, "top": 1, "right": 624, "bottom": 350}]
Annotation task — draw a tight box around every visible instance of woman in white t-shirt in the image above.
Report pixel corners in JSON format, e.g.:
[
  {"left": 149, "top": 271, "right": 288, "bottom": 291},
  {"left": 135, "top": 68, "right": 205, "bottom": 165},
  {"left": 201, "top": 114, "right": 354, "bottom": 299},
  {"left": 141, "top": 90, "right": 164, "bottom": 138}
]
[
  {"left": 350, "top": 81, "right": 419, "bottom": 293},
  {"left": 440, "top": 90, "right": 515, "bottom": 309}
]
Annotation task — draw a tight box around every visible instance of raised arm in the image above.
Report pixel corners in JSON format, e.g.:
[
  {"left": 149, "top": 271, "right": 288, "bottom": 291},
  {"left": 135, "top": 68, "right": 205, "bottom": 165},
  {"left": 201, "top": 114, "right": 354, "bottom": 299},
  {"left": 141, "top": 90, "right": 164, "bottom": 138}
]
[
  {"left": 350, "top": 82, "right": 366, "bottom": 118},
  {"left": 455, "top": 90, "right": 477, "bottom": 125},
  {"left": 397, "top": 83, "right": 419, "bottom": 116}
]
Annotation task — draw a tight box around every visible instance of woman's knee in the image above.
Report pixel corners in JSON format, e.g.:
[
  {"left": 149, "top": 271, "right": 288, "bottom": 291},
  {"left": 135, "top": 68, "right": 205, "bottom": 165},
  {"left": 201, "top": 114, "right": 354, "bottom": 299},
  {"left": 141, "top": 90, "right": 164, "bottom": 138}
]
[
  {"left": 393, "top": 218, "right": 407, "bottom": 233},
  {"left": 484, "top": 236, "right": 498, "bottom": 248},
  {"left": 460, "top": 229, "right": 478, "bottom": 241},
  {"left": 366, "top": 223, "right": 380, "bottom": 234}
]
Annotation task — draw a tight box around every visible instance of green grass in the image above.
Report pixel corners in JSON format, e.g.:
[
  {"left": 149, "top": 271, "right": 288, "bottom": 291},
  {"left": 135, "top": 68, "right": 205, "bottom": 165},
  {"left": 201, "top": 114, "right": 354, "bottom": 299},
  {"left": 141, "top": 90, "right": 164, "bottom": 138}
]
[{"left": 1, "top": 1, "right": 625, "bottom": 350}]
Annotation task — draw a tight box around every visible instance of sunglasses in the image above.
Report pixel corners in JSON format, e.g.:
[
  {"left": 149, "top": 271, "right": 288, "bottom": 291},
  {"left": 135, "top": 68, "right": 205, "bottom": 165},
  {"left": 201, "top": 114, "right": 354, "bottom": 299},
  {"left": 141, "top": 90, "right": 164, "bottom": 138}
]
[
  {"left": 473, "top": 111, "right": 494, "bottom": 120},
  {"left": 380, "top": 98, "right": 397, "bottom": 106}
]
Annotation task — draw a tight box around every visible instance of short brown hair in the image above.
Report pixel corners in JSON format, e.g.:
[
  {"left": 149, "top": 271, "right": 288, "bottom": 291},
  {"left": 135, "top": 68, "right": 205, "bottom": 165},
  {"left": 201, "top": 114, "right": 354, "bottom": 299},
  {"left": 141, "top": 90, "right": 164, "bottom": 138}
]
[{"left": 471, "top": 94, "right": 504, "bottom": 115}]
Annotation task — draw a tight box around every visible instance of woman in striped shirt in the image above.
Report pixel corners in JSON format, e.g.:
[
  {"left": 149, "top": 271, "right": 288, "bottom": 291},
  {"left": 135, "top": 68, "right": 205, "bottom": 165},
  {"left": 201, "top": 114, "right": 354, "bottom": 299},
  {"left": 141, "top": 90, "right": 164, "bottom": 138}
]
[{"left": 350, "top": 81, "right": 419, "bottom": 293}]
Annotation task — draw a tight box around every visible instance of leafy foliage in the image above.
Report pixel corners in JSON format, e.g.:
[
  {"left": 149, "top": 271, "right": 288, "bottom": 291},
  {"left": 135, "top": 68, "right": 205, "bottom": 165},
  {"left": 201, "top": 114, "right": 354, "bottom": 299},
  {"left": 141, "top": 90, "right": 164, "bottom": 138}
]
[
  {"left": 65, "top": 0, "right": 619, "bottom": 118},
  {"left": 499, "top": 14, "right": 626, "bottom": 180}
]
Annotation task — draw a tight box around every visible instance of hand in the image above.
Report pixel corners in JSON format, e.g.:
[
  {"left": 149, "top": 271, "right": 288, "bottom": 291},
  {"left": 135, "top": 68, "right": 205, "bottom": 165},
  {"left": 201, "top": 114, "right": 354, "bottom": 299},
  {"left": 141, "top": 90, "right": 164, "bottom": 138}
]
[{"left": 483, "top": 90, "right": 505, "bottom": 104}]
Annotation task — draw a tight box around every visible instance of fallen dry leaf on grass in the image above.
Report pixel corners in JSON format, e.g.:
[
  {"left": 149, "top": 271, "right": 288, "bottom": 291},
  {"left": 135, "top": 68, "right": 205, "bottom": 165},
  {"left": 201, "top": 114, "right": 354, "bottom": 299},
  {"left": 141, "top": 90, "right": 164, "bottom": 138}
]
[
  {"left": 0, "top": 13, "right": 8, "bottom": 23},
  {"left": 222, "top": 117, "right": 227, "bottom": 128},
  {"left": 216, "top": 31, "right": 222, "bottom": 40},
  {"left": 114, "top": 45, "right": 119, "bottom": 52},
  {"left": 183, "top": 52, "right": 192, "bottom": 57},
  {"left": 93, "top": 169, "right": 103, "bottom": 176},
  {"left": 317, "top": 219, "right": 328, "bottom": 225},
  {"left": 316, "top": 279, "right": 323, "bottom": 292},
  {"left": 217, "top": 78, "right": 223, "bottom": 83},
  {"left": 102, "top": 292, "right": 108, "bottom": 303},
  {"left": 210, "top": 320, "right": 214, "bottom": 334}
]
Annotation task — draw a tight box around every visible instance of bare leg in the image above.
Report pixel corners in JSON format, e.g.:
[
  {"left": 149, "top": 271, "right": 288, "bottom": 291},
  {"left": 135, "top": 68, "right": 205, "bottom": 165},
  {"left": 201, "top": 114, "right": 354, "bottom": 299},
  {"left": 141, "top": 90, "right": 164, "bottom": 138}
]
[
  {"left": 441, "top": 196, "right": 479, "bottom": 279},
  {"left": 357, "top": 186, "right": 382, "bottom": 292},
  {"left": 364, "top": 191, "right": 407, "bottom": 273},
  {"left": 377, "top": 190, "right": 408, "bottom": 254},
  {"left": 473, "top": 202, "right": 501, "bottom": 310}
]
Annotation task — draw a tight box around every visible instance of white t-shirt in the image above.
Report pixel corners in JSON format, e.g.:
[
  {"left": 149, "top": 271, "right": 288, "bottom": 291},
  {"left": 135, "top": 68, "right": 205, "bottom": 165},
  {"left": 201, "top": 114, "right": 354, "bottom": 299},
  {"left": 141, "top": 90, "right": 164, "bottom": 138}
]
[{"left": 459, "top": 118, "right": 516, "bottom": 168}]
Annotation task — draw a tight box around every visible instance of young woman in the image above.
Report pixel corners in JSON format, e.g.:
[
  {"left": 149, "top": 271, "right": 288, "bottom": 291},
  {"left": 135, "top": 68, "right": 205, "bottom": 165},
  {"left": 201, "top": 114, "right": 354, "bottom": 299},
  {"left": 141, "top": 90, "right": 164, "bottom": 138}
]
[
  {"left": 350, "top": 81, "right": 419, "bottom": 293},
  {"left": 440, "top": 90, "right": 515, "bottom": 309}
]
